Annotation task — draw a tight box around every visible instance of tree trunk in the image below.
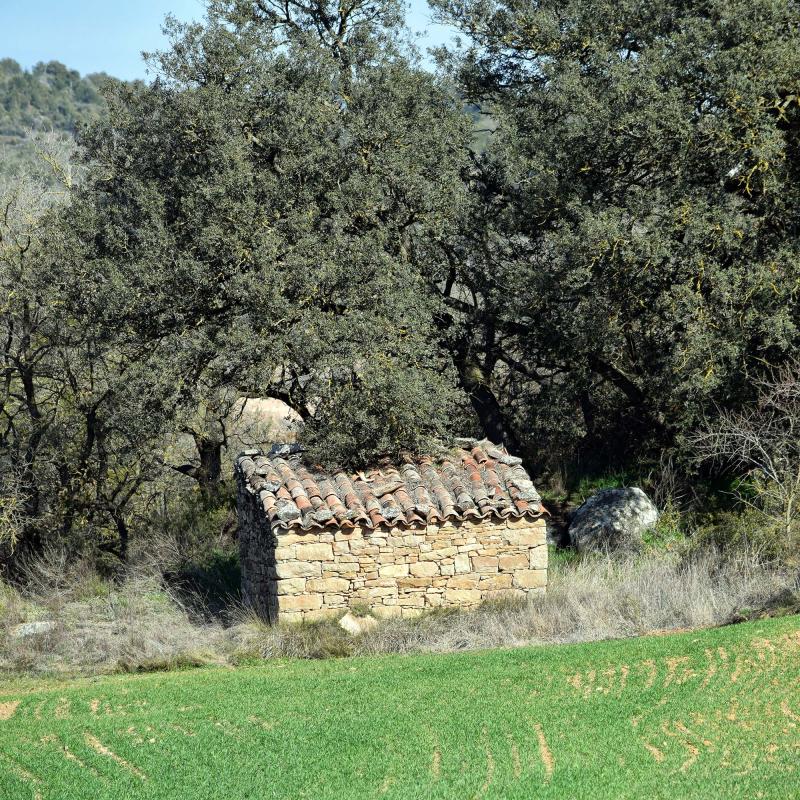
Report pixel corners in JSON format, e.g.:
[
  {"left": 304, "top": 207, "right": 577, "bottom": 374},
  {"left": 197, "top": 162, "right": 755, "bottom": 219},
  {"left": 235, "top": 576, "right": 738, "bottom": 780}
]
[
  {"left": 579, "top": 389, "right": 596, "bottom": 437},
  {"left": 588, "top": 353, "right": 667, "bottom": 436},
  {"left": 194, "top": 434, "right": 224, "bottom": 502},
  {"left": 453, "top": 354, "right": 522, "bottom": 453},
  {"left": 115, "top": 513, "right": 129, "bottom": 563}
]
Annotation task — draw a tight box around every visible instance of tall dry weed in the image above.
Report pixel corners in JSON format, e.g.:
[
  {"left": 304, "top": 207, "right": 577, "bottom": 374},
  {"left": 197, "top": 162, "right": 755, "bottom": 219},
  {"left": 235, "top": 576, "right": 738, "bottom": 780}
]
[
  {"left": 0, "top": 548, "right": 226, "bottom": 675},
  {"left": 2, "top": 546, "right": 797, "bottom": 673},
  {"left": 252, "top": 548, "right": 798, "bottom": 659}
]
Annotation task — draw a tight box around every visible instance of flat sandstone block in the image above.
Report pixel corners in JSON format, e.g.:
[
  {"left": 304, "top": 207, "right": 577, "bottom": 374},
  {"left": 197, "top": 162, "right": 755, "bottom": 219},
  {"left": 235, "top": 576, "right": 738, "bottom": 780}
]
[
  {"left": 513, "top": 569, "right": 547, "bottom": 589},
  {"left": 505, "top": 530, "right": 546, "bottom": 546},
  {"left": 498, "top": 553, "right": 528, "bottom": 571},
  {"left": 379, "top": 563, "right": 410, "bottom": 578},
  {"left": 454, "top": 554, "right": 471, "bottom": 573},
  {"left": 471, "top": 555, "right": 499, "bottom": 573},
  {"left": 275, "top": 560, "right": 321, "bottom": 579},
  {"left": 279, "top": 593, "right": 323, "bottom": 611},
  {"left": 447, "top": 574, "right": 479, "bottom": 589},
  {"left": 277, "top": 532, "right": 316, "bottom": 545},
  {"left": 444, "top": 588, "right": 482, "bottom": 604},
  {"left": 478, "top": 573, "right": 513, "bottom": 589},
  {"left": 397, "top": 577, "right": 435, "bottom": 589},
  {"left": 529, "top": 545, "right": 548, "bottom": 569},
  {"left": 296, "top": 543, "right": 334, "bottom": 561},
  {"left": 276, "top": 577, "right": 307, "bottom": 595},
  {"left": 306, "top": 577, "right": 349, "bottom": 593}
]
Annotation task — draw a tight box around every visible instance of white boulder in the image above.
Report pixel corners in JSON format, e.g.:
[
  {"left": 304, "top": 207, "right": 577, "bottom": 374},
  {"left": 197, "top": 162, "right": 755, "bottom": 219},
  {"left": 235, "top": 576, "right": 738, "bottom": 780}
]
[
  {"left": 10, "top": 621, "right": 57, "bottom": 639},
  {"left": 569, "top": 487, "right": 658, "bottom": 552},
  {"left": 338, "top": 611, "right": 378, "bottom": 636}
]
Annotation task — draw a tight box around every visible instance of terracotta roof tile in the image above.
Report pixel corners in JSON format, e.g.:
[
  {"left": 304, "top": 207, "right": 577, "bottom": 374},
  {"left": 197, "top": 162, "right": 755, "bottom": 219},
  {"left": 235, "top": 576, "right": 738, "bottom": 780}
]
[{"left": 236, "top": 439, "right": 545, "bottom": 532}]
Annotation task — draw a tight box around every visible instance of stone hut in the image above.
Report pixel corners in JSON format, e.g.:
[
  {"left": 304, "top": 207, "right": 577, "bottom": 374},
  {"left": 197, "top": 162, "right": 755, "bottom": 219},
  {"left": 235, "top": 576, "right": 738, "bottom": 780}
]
[{"left": 235, "top": 440, "right": 548, "bottom": 623}]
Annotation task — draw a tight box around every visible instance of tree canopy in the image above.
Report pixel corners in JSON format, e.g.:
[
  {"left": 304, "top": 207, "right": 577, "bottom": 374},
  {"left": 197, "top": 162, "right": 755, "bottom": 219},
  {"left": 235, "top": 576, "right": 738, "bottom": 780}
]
[
  {"left": 430, "top": 0, "right": 800, "bottom": 468},
  {"left": 64, "top": 0, "right": 473, "bottom": 472},
  {"left": 3, "top": 0, "right": 800, "bottom": 562}
]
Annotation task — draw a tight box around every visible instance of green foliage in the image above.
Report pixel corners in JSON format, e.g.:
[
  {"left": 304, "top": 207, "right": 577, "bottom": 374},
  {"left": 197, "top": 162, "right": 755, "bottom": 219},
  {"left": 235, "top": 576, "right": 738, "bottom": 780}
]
[
  {"left": 1, "top": 1, "right": 473, "bottom": 564},
  {"left": 547, "top": 543, "right": 580, "bottom": 568},
  {"left": 65, "top": 1, "right": 472, "bottom": 473},
  {"left": 154, "top": 487, "right": 237, "bottom": 567},
  {"left": 641, "top": 502, "right": 685, "bottom": 552},
  {"left": 303, "top": 352, "right": 460, "bottom": 468},
  {"left": 693, "top": 509, "right": 799, "bottom": 565},
  {"left": 0, "top": 133, "right": 173, "bottom": 557},
  {"left": 570, "top": 472, "right": 634, "bottom": 505},
  {"left": 9, "top": 0, "right": 800, "bottom": 566},
  {"left": 430, "top": 0, "right": 800, "bottom": 470}
]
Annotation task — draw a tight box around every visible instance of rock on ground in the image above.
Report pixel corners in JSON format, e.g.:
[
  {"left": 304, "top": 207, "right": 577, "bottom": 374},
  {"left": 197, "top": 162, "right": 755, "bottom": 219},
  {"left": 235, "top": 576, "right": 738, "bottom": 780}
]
[
  {"left": 10, "top": 620, "right": 56, "bottom": 638},
  {"left": 569, "top": 487, "right": 658, "bottom": 552},
  {"left": 338, "top": 611, "right": 378, "bottom": 636}
]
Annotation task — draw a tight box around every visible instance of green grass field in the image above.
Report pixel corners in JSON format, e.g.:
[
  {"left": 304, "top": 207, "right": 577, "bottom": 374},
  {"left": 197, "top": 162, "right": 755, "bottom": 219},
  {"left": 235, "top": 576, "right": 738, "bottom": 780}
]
[{"left": 1, "top": 616, "right": 798, "bottom": 800}]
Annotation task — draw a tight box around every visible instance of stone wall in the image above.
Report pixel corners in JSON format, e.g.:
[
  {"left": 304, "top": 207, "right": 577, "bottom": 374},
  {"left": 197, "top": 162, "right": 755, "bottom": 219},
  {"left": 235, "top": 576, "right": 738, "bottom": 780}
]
[
  {"left": 239, "top": 486, "right": 548, "bottom": 622},
  {"left": 237, "top": 478, "right": 279, "bottom": 622}
]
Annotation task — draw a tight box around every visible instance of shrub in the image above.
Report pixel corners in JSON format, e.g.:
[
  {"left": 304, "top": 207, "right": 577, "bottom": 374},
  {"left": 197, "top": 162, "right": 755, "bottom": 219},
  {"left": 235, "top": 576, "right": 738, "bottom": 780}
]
[
  {"left": 641, "top": 500, "right": 686, "bottom": 552},
  {"left": 692, "top": 509, "right": 799, "bottom": 566},
  {"left": 692, "top": 361, "right": 800, "bottom": 553},
  {"left": 0, "top": 550, "right": 227, "bottom": 676}
]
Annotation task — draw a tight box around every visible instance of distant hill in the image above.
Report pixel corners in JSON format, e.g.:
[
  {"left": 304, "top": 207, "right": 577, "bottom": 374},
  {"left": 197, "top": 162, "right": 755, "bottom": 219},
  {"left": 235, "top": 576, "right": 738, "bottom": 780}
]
[
  {"left": 0, "top": 59, "right": 493, "bottom": 175},
  {"left": 0, "top": 58, "right": 114, "bottom": 176}
]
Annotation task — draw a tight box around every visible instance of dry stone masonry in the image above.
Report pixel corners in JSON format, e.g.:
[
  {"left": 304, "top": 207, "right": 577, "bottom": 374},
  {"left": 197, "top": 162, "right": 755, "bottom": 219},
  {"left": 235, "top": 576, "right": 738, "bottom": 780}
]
[{"left": 236, "top": 440, "right": 548, "bottom": 623}]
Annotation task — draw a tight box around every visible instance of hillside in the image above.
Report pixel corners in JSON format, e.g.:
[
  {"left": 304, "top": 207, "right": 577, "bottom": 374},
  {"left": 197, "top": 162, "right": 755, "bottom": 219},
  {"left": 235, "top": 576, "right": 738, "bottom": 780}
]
[
  {"left": 1, "top": 615, "right": 798, "bottom": 799},
  {"left": 0, "top": 58, "right": 111, "bottom": 176}
]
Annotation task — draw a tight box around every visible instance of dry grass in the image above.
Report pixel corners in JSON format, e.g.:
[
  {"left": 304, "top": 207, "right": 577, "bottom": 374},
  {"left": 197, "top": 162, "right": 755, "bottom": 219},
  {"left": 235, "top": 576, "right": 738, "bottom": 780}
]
[
  {"left": 244, "top": 548, "right": 799, "bottom": 659},
  {"left": 2, "top": 546, "right": 797, "bottom": 674},
  {"left": 0, "top": 549, "right": 227, "bottom": 676}
]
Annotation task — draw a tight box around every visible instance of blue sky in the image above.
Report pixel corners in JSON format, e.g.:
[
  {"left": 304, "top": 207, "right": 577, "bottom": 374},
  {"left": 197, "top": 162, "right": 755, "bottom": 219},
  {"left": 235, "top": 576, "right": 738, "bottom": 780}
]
[{"left": 0, "top": 0, "right": 456, "bottom": 80}]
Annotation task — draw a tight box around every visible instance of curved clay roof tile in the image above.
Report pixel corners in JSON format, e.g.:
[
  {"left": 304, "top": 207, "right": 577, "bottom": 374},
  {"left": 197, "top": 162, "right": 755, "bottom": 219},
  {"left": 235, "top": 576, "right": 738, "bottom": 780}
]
[{"left": 236, "top": 439, "right": 544, "bottom": 532}]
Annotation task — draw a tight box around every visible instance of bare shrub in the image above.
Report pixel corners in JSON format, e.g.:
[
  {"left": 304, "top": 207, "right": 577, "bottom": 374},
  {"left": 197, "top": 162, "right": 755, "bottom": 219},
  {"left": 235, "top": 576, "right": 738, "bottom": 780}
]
[
  {"left": 0, "top": 469, "right": 25, "bottom": 555},
  {"left": 128, "top": 528, "right": 186, "bottom": 577},
  {"left": 692, "top": 361, "right": 800, "bottom": 559},
  {"left": 15, "top": 546, "right": 89, "bottom": 605},
  {"left": 646, "top": 451, "right": 692, "bottom": 514}
]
